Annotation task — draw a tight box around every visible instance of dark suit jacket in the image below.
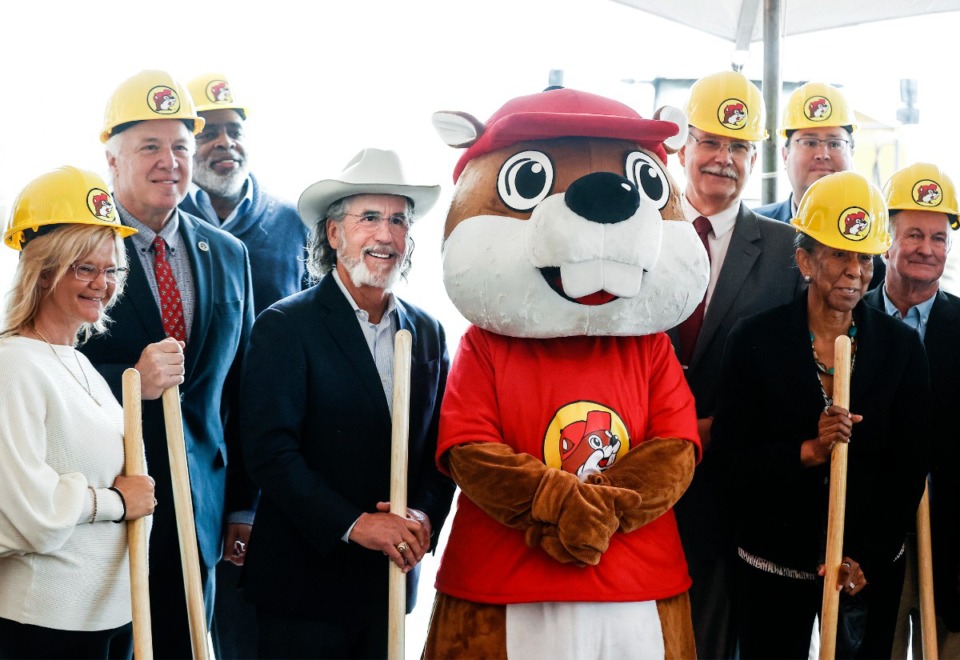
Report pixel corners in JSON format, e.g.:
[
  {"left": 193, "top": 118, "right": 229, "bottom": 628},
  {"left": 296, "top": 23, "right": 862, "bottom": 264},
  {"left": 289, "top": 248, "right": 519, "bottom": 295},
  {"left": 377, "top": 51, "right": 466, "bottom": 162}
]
[
  {"left": 713, "top": 293, "right": 931, "bottom": 576},
  {"left": 754, "top": 195, "right": 794, "bottom": 223},
  {"left": 670, "top": 203, "right": 805, "bottom": 558},
  {"left": 80, "top": 210, "right": 256, "bottom": 568},
  {"left": 865, "top": 286, "right": 960, "bottom": 627},
  {"left": 240, "top": 274, "right": 455, "bottom": 622},
  {"left": 669, "top": 203, "right": 805, "bottom": 420}
]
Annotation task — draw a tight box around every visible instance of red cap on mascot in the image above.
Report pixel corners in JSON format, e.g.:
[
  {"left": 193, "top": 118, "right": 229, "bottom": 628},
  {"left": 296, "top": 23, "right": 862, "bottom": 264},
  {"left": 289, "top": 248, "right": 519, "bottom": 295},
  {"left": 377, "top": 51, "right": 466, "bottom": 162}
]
[{"left": 453, "top": 88, "right": 679, "bottom": 182}]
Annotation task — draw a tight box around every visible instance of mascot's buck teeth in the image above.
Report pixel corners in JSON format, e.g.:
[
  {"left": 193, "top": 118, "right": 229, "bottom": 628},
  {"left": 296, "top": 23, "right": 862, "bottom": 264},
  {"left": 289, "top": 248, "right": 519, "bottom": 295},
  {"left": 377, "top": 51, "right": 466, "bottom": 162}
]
[{"left": 426, "top": 87, "right": 708, "bottom": 658}]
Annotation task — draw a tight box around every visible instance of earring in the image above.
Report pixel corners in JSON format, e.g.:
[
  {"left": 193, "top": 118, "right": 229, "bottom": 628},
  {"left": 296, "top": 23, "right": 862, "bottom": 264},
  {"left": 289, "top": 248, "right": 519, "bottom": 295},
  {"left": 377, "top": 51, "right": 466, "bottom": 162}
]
[{"left": 804, "top": 274, "right": 811, "bottom": 283}]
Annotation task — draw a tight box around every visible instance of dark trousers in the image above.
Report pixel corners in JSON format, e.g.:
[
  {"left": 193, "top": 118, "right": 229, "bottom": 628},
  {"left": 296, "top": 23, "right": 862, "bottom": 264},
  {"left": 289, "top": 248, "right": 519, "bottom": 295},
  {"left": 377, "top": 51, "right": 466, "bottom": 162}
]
[
  {"left": 212, "top": 561, "right": 258, "bottom": 659},
  {"left": 256, "top": 609, "right": 387, "bottom": 659},
  {"left": 737, "top": 555, "right": 906, "bottom": 659},
  {"left": 147, "top": 547, "right": 215, "bottom": 659},
  {"left": 0, "top": 617, "right": 133, "bottom": 660}
]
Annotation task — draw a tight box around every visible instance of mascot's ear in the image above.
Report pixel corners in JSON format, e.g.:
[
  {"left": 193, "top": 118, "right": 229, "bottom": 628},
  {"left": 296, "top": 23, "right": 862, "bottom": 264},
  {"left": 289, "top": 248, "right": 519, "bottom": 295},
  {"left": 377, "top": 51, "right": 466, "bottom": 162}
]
[
  {"left": 654, "top": 105, "right": 689, "bottom": 155},
  {"left": 432, "top": 111, "right": 485, "bottom": 148}
]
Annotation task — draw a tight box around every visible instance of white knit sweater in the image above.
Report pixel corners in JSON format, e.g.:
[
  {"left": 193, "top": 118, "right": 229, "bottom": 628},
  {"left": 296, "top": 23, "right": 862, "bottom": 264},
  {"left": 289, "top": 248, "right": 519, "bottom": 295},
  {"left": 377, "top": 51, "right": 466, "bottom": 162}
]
[{"left": 0, "top": 336, "right": 140, "bottom": 631}]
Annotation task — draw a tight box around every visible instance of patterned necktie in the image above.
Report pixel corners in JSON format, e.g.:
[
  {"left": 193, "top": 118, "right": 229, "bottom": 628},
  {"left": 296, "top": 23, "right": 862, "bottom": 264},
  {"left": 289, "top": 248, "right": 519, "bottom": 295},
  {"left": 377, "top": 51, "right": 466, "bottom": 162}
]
[
  {"left": 153, "top": 236, "right": 187, "bottom": 343},
  {"left": 677, "top": 216, "right": 713, "bottom": 366}
]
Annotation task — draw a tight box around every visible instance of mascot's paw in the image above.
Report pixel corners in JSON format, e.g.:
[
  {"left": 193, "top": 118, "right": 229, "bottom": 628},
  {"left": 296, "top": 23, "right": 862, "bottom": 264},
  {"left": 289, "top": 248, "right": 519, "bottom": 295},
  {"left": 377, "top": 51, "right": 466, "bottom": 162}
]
[
  {"left": 525, "top": 523, "right": 593, "bottom": 566},
  {"left": 586, "top": 439, "right": 696, "bottom": 534},
  {"left": 529, "top": 472, "right": 642, "bottom": 564}
]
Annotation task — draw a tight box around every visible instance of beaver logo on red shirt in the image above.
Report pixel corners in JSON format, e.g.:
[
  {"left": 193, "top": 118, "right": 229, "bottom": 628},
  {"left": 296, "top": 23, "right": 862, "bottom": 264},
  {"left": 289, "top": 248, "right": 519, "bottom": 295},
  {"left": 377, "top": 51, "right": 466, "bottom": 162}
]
[
  {"left": 806, "top": 97, "right": 832, "bottom": 121},
  {"left": 559, "top": 410, "right": 621, "bottom": 479}
]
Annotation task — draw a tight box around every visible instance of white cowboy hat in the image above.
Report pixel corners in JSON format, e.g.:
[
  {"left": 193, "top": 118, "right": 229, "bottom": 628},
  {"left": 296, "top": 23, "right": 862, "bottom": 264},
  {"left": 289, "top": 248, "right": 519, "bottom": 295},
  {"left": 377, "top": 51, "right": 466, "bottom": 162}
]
[{"left": 297, "top": 148, "right": 441, "bottom": 229}]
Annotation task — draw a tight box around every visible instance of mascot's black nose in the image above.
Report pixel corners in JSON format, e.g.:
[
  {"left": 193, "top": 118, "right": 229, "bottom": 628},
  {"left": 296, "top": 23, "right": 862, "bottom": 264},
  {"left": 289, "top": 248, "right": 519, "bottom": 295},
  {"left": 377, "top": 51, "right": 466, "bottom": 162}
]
[{"left": 564, "top": 172, "right": 640, "bottom": 224}]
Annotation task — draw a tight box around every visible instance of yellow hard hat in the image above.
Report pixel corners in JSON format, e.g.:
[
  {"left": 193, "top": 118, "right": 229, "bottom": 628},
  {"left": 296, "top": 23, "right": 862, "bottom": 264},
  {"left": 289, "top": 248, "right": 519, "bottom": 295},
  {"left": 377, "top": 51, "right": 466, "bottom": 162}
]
[
  {"left": 187, "top": 73, "right": 250, "bottom": 119},
  {"left": 100, "top": 69, "right": 204, "bottom": 143},
  {"left": 4, "top": 167, "right": 138, "bottom": 251},
  {"left": 883, "top": 162, "right": 960, "bottom": 230},
  {"left": 779, "top": 82, "right": 858, "bottom": 137},
  {"left": 685, "top": 71, "right": 767, "bottom": 141},
  {"left": 791, "top": 171, "right": 891, "bottom": 254}
]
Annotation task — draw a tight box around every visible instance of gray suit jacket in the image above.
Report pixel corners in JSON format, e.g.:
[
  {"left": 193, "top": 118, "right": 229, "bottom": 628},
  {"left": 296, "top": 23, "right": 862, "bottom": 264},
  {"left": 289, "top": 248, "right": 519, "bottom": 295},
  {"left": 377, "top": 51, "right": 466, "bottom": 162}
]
[{"left": 669, "top": 203, "right": 805, "bottom": 419}]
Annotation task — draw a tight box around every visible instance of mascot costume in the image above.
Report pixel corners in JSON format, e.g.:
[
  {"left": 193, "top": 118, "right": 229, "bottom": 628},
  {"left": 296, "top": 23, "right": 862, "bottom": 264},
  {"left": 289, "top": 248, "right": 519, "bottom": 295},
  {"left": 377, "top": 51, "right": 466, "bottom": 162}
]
[{"left": 422, "top": 87, "right": 711, "bottom": 658}]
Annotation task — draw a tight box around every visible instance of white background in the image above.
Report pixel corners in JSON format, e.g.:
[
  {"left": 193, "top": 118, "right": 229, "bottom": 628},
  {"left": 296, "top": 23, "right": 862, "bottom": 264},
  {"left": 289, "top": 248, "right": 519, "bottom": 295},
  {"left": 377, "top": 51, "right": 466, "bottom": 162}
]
[{"left": 2, "top": 1, "right": 959, "bottom": 655}]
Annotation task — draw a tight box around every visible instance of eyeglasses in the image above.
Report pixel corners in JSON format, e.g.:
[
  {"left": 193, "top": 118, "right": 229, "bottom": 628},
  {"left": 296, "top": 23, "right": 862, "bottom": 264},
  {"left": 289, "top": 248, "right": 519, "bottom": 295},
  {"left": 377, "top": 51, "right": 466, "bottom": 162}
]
[
  {"left": 343, "top": 212, "right": 411, "bottom": 235},
  {"left": 792, "top": 137, "right": 851, "bottom": 152},
  {"left": 71, "top": 263, "right": 129, "bottom": 284},
  {"left": 688, "top": 134, "right": 755, "bottom": 157}
]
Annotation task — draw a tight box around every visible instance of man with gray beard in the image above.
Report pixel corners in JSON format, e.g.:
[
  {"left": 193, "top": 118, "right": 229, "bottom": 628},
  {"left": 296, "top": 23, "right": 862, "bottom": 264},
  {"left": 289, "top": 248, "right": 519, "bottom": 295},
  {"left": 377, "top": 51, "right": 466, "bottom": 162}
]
[
  {"left": 181, "top": 73, "right": 308, "bottom": 316},
  {"left": 237, "top": 148, "right": 455, "bottom": 658},
  {"left": 666, "top": 70, "right": 804, "bottom": 659}
]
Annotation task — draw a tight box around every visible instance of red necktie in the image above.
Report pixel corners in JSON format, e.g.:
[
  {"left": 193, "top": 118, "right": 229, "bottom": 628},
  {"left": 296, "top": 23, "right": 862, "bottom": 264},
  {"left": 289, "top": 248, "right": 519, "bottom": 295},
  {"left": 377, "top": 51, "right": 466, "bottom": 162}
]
[
  {"left": 677, "top": 216, "right": 712, "bottom": 366},
  {"left": 153, "top": 237, "right": 187, "bottom": 343}
]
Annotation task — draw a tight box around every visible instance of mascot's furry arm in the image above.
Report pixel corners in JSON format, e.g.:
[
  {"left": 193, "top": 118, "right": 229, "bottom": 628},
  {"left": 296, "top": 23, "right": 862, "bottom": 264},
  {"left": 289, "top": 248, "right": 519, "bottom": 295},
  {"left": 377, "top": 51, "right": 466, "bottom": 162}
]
[
  {"left": 445, "top": 439, "right": 693, "bottom": 565},
  {"left": 585, "top": 439, "right": 695, "bottom": 532}
]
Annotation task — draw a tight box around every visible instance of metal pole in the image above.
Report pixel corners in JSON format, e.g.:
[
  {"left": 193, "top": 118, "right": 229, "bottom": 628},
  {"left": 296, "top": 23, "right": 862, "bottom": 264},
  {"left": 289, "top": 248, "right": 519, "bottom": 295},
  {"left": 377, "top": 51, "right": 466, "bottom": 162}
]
[{"left": 761, "top": 0, "right": 782, "bottom": 205}]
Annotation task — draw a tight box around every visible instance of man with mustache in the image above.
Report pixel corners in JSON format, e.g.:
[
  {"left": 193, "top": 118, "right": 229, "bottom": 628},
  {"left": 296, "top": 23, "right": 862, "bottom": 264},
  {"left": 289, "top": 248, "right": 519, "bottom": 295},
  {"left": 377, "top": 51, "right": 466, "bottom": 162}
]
[
  {"left": 668, "top": 70, "right": 804, "bottom": 659},
  {"left": 238, "top": 148, "right": 455, "bottom": 658},
  {"left": 181, "top": 73, "right": 308, "bottom": 317}
]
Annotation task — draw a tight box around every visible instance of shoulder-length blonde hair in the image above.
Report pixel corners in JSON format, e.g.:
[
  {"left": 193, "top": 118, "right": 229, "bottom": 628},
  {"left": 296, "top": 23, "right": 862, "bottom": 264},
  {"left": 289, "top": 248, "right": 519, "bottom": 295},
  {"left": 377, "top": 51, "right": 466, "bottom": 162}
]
[{"left": 1, "top": 224, "right": 128, "bottom": 344}]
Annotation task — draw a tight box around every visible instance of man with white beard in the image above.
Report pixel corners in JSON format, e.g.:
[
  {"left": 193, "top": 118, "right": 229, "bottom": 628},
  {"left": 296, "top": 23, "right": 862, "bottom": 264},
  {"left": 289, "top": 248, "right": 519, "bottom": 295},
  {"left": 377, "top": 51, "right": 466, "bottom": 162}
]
[
  {"left": 181, "top": 73, "right": 308, "bottom": 316},
  {"left": 237, "top": 148, "right": 456, "bottom": 659}
]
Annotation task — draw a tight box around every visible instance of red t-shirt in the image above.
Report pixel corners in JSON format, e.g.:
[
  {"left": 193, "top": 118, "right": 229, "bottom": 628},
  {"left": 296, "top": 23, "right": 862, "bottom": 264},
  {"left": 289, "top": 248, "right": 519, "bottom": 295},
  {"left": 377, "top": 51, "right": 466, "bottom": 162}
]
[{"left": 435, "top": 327, "right": 700, "bottom": 604}]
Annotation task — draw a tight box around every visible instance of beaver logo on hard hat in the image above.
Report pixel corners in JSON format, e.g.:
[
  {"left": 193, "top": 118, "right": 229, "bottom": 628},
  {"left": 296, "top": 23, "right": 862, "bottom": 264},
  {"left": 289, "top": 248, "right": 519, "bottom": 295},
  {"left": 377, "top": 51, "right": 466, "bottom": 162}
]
[
  {"left": 913, "top": 180, "right": 943, "bottom": 207},
  {"left": 206, "top": 80, "right": 233, "bottom": 104},
  {"left": 86, "top": 189, "right": 117, "bottom": 222},
  {"left": 837, "top": 206, "right": 871, "bottom": 241},
  {"left": 806, "top": 97, "right": 832, "bottom": 121},
  {"left": 717, "top": 99, "right": 748, "bottom": 130},
  {"left": 147, "top": 86, "right": 180, "bottom": 114}
]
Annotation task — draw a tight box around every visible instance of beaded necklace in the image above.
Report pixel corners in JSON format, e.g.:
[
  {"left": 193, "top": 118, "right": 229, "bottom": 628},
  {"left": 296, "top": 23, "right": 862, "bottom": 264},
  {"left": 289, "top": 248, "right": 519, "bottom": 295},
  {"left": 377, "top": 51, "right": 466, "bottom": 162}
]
[
  {"left": 810, "top": 320, "right": 856, "bottom": 407},
  {"left": 33, "top": 327, "right": 102, "bottom": 407}
]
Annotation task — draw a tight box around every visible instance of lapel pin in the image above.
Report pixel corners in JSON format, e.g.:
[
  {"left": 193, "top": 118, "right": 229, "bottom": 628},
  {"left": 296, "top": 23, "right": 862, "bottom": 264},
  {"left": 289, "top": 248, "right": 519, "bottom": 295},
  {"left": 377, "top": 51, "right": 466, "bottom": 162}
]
[{"left": 198, "top": 241, "right": 209, "bottom": 252}]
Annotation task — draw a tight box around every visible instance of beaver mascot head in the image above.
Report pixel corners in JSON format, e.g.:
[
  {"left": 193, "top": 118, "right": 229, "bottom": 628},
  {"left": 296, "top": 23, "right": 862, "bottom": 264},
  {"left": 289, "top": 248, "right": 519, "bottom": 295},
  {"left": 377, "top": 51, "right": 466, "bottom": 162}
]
[{"left": 433, "top": 87, "right": 709, "bottom": 338}]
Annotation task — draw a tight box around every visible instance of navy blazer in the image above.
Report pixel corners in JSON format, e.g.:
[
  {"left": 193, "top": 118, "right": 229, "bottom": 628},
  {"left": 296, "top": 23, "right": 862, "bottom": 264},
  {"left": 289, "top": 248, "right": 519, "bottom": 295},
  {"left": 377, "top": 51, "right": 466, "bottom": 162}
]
[
  {"left": 865, "top": 286, "right": 960, "bottom": 627},
  {"left": 754, "top": 195, "right": 794, "bottom": 223},
  {"left": 81, "top": 210, "right": 256, "bottom": 567},
  {"left": 240, "top": 274, "right": 455, "bottom": 621}
]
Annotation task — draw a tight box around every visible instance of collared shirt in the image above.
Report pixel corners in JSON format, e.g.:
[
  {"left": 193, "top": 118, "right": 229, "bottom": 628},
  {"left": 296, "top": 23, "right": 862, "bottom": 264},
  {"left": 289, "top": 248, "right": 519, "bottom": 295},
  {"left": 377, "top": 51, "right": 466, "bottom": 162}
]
[
  {"left": 332, "top": 269, "right": 399, "bottom": 542},
  {"left": 881, "top": 285, "right": 936, "bottom": 340},
  {"left": 184, "top": 178, "right": 253, "bottom": 228},
  {"left": 116, "top": 201, "right": 196, "bottom": 341},
  {"left": 332, "top": 269, "right": 398, "bottom": 414},
  {"left": 682, "top": 196, "right": 741, "bottom": 308}
]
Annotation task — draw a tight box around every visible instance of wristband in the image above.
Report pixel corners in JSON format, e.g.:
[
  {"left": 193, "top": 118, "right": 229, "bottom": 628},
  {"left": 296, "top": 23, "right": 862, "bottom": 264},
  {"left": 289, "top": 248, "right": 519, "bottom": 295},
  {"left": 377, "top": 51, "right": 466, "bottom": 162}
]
[{"left": 108, "top": 486, "right": 127, "bottom": 523}]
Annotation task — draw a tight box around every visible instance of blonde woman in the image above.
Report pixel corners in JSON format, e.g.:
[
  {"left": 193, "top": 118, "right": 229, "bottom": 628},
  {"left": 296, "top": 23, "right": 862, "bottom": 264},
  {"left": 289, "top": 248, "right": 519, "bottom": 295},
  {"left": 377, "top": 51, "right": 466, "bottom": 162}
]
[{"left": 0, "top": 167, "right": 155, "bottom": 659}]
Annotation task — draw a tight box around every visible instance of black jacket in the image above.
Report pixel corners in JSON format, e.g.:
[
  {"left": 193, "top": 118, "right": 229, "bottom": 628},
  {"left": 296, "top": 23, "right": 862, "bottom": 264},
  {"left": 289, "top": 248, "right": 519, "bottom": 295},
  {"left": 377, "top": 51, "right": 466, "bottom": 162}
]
[{"left": 712, "top": 292, "right": 931, "bottom": 578}]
